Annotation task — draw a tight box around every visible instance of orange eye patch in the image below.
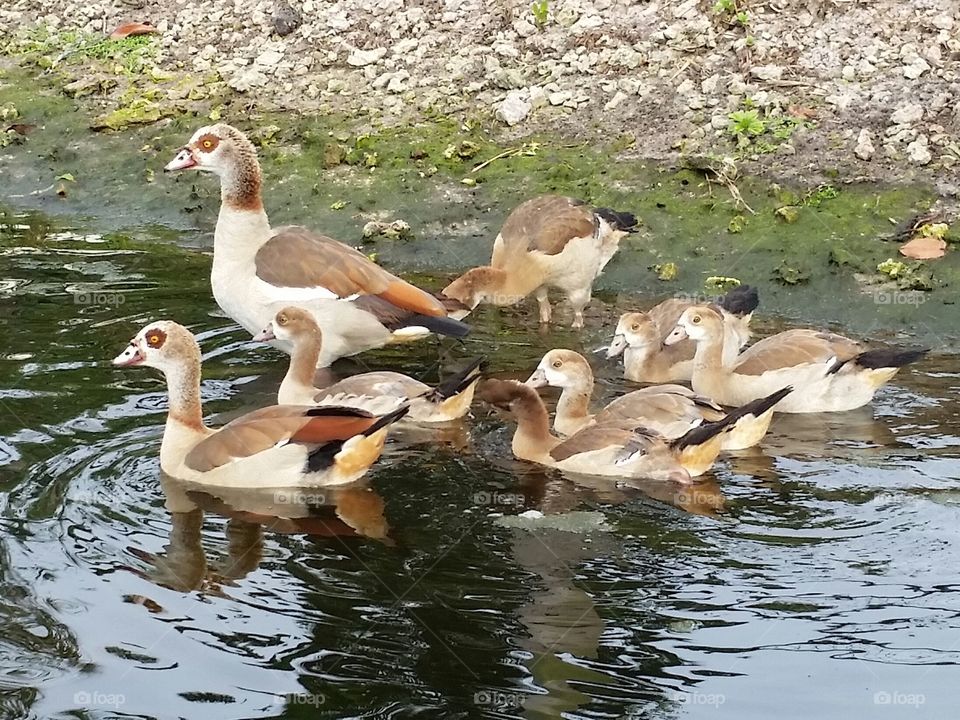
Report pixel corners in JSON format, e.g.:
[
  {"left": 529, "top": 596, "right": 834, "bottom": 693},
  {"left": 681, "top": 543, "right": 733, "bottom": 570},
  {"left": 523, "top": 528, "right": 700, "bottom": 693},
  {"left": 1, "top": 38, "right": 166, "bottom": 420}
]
[
  {"left": 145, "top": 328, "right": 167, "bottom": 348},
  {"left": 196, "top": 134, "right": 219, "bottom": 152}
]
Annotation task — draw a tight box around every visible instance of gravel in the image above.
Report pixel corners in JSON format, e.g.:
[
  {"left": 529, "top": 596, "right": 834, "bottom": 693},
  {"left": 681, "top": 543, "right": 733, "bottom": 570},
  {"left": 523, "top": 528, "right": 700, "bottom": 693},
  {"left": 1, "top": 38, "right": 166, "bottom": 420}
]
[{"left": 1, "top": 0, "right": 958, "bottom": 188}]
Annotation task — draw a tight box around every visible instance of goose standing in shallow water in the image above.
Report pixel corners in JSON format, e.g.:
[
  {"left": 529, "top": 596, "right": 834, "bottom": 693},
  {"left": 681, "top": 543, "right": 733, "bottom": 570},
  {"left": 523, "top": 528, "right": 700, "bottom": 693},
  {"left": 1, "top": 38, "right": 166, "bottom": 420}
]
[
  {"left": 441, "top": 195, "right": 637, "bottom": 328},
  {"left": 254, "top": 306, "right": 482, "bottom": 423},
  {"left": 526, "top": 349, "right": 786, "bottom": 451},
  {"left": 666, "top": 306, "right": 928, "bottom": 413},
  {"left": 605, "top": 285, "right": 758, "bottom": 383},
  {"left": 112, "top": 321, "right": 408, "bottom": 487},
  {"left": 164, "top": 123, "right": 469, "bottom": 367}
]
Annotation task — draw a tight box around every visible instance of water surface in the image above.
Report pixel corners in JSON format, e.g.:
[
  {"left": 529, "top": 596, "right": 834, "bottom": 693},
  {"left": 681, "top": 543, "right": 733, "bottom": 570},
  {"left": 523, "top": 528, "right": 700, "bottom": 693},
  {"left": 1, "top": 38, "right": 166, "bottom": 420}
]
[{"left": 0, "top": 208, "right": 958, "bottom": 719}]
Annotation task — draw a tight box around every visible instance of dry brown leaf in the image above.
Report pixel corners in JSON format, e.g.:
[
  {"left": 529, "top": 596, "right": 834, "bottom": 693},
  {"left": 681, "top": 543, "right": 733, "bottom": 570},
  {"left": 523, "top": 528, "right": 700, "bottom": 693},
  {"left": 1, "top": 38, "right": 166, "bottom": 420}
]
[
  {"left": 788, "top": 105, "right": 817, "bottom": 120},
  {"left": 109, "top": 21, "right": 158, "bottom": 40},
  {"left": 899, "top": 235, "right": 946, "bottom": 260}
]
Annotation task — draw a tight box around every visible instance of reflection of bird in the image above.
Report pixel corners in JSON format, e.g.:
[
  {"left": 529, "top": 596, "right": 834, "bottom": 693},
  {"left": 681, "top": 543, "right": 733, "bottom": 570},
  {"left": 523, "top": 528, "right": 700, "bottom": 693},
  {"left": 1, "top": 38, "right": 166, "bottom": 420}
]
[{"left": 112, "top": 320, "right": 407, "bottom": 487}]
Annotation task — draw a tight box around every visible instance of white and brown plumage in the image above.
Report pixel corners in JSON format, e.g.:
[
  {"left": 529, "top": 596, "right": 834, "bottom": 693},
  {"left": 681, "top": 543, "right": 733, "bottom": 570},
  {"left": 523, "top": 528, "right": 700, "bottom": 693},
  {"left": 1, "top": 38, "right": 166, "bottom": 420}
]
[
  {"left": 667, "top": 306, "right": 928, "bottom": 413},
  {"left": 526, "top": 349, "right": 786, "bottom": 451},
  {"left": 254, "top": 307, "right": 482, "bottom": 424},
  {"left": 112, "top": 321, "right": 408, "bottom": 487},
  {"left": 442, "top": 195, "right": 637, "bottom": 328},
  {"left": 164, "top": 123, "right": 468, "bottom": 367},
  {"left": 606, "top": 285, "right": 758, "bottom": 383}
]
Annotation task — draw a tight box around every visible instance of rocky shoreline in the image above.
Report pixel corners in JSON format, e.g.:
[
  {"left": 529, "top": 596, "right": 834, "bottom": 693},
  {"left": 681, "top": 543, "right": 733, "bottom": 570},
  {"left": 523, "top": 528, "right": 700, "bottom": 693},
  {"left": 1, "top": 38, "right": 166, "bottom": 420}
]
[{"left": 1, "top": 0, "right": 958, "bottom": 202}]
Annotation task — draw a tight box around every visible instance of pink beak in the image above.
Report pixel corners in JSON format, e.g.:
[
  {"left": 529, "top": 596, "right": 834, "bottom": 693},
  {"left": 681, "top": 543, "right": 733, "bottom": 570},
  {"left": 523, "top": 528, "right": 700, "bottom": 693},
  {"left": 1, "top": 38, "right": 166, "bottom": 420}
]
[
  {"left": 252, "top": 325, "right": 276, "bottom": 342},
  {"left": 164, "top": 147, "right": 197, "bottom": 172}
]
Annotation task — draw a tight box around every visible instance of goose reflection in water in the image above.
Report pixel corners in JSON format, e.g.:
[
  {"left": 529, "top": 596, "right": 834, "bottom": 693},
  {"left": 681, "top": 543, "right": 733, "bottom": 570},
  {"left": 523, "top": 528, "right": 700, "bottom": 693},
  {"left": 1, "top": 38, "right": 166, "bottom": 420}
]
[{"left": 123, "top": 474, "right": 392, "bottom": 595}]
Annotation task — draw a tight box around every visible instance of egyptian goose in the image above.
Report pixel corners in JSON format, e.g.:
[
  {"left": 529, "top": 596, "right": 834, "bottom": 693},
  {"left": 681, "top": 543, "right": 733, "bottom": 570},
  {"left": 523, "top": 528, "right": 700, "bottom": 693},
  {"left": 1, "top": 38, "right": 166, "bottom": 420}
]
[
  {"left": 441, "top": 195, "right": 637, "bottom": 328},
  {"left": 477, "top": 379, "right": 757, "bottom": 479},
  {"left": 666, "top": 306, "right": 928, "bottom": 413},
  {"left": 527, "top": 349, "right": 788, "bottom": 450},
  {"left": 606, "top": 285, "right": 758, "bottom": 383},
  {"left": 254, "top": 306, "right": 482, "bottom": 423},
  {"left": 112, "top": 321, "right": 408, "bottom": 486},
  {"left": 164, "top": 124, "right": 469, "bottom": 367}
]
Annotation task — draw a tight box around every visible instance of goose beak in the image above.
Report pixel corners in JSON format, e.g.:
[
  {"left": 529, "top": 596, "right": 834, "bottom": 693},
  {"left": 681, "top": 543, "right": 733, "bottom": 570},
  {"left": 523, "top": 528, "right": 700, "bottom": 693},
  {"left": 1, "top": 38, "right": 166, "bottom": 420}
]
[
  {"left": 112, "top": 343, "right": 144, "bottom": 367},
  {"left": 606, "top": 334, "right": 627, "bottom": 358},
  {"left": 252, "top": 324, "right": 276, "bottom": 343},
  {"left": 664, "top": 325, "right": 687, "bottom": 346},
  {"left": 164, "top": 147, "right": 197, "bottom": 172},
  {"left": 525, "top": 368, "right": 548, "bottom": 388}
]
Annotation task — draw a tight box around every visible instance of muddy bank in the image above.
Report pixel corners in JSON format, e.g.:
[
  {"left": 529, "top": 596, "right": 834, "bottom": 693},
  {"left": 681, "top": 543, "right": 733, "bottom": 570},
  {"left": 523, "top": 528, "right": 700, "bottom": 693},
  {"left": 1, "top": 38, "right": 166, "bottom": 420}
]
[{"left": 0, "top": 55, "right": 957, "bottom": 350}]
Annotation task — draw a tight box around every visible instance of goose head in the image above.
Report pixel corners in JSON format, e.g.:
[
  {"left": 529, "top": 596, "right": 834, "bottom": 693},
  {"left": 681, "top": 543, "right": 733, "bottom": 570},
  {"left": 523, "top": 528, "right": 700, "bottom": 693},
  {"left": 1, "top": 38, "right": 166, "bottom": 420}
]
[
  {"left": 253, "top": 306, "right": 321, "bottom": 346},
  {"left": 665, "top": 306, "right": 724, "bottom": 346},
  {"left": 112, "top": 321, "right": 199, "bottom": 374},
  {"left": 164, "top": 123, "right": 259, "bottom": 178},
  {"left": 527, "top": 349, "right": 592, "bottom": 390},
  {"left": 442, "top": 267, "right": 507, "bottom": 309},
  {"left": 477, "top": 379, "right": 544, "bottom": 423},
  {"left": 606, "top": 312, "right": 659, "bottom": 358}
]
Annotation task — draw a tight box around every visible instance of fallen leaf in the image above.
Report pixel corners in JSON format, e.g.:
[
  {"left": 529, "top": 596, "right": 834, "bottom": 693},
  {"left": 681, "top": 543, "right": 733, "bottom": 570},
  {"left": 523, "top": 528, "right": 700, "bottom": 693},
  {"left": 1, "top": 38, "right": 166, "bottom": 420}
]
[
  {"left": 900, "top": 235, "right": 946, "bottom": 260},
  {"left": 109, "top": 21, "right": 158, "bottom": 40},
  {"left": 788, "top": 105, "right": 817, "bottom": 120},
  {"left": 7, "top": 123, "right": 35, "bottom": 135}
]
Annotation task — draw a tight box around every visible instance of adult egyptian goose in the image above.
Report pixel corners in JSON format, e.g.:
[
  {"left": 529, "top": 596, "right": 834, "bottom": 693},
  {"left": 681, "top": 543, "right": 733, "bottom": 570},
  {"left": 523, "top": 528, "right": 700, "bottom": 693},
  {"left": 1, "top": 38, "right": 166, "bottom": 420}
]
[
  {"left": 112, "top": 320, "right": 408, "bottom": 486},
  {"left": 441, "top": 195, "right": 637, "bottom": 328},
  {"left": 666, "top": 306, "right": 928, "bottom": 413},
  {"left": 526, "top": 349, "right": 788, "bottom": 450},
  {"left": 606, "top": 285, "right": 758, "bottom": 383},
  {"left": 253, "top": 306, "right": 482, "bottom": 423},
  {"left": 477, "top": 379, "right": 758, "bottom": 479},
  {"left": 164, "top": 124, "right": 469, "bottom": 367}
]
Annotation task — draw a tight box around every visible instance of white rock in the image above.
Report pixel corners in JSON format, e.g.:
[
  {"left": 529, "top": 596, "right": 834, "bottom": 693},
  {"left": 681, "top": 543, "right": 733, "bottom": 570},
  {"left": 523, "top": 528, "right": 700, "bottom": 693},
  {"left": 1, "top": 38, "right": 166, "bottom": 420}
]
[
  {"left": 513, "top": 19, "right": 537, "bottom": 38},
  {"left": 854, "top": 128, "right": 875, "bottom": 160},
  {"left": 604, "top": 91, "right": 628, "bottom": 110},
  {"left": 904, "top": 58, "right": 930, "bottom": 79},
  {"left": 228, "top": 68, "right": 267, "bottom": 92},
  {"left": 907, "top": 134, "right": 932, "bottom": 165},
  {"left": 549, "top": 90, "right": 571, "bottom": 105},
  {"left": 387, "top": 70, "right": 410, "bottom": 93},
  {"left": 750, "top": 65, "right": 783, "bottom": 81},
  {"left": 701, "top": 73, "right": 720, "bottom": 94},
  {"left": 841, "top": 65, "right": 856, "bottom": 81},
  {"left": 676, "top": 78, "right": 695, "bottom": 95},
  {"left": 392, "top": 38, "right": 418, "bottom": 55},
  {"left": 496, "top": 91, "right": 531, "bottom": 126},
  {"left": 347, "top": 47, "right": 387, "bottom": 67},
  {"left": 890, "top": 103, "right": 923, "bottom": 125},
  {"left": 528, "top": 86, "right": 548, "bottom": 108},
  {"left": 256, "top": 49, "right": 284, "bottom": 66}
]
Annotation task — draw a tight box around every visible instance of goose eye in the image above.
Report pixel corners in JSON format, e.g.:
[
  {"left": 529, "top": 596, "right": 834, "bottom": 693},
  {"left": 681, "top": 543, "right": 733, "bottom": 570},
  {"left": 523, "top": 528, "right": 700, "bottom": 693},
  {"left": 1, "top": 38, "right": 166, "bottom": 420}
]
[
  {"left": 277, "top": 314, "right": 288, "bottom": 326},
  {"left": 691, "top": 315, "right": 701, "bottom": 324},
  {"left": 145, "top": 329, "right": 166, "bottom": 348},
  {"left": 552, "top": 360, "right": 562, "bottom": 368},
  {"left": 202, "top": 139, "right": 212, "bottom": 149},
  {"left": 630, "top": 324, "right": 640, "bottom": 331}
]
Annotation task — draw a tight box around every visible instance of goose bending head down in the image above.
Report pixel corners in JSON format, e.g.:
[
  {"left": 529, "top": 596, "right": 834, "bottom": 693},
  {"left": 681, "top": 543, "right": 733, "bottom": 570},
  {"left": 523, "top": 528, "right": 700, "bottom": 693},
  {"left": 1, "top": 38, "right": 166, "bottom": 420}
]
[
  {"left": 112, "top": 320, "right": 408, "bottom": 487},
  {"left": 164, "top": 123, "right": 469, "bottom": 367}
]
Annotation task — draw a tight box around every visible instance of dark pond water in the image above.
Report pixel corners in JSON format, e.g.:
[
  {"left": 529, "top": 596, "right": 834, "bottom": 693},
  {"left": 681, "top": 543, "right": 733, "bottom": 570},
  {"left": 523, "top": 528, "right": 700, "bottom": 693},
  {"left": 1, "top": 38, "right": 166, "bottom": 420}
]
[{"left": 0, "top": 208, "right": 958, "bottom": 719}]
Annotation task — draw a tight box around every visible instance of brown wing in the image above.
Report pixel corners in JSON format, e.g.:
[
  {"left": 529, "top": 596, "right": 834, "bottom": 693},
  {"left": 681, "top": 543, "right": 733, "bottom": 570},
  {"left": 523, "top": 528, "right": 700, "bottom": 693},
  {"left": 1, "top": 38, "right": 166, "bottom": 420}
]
[
  {"left": 597, "top": 388, "right": 708, "bottom": 432},
  {"left": 496, "top": 195, "right": 597, "bottom": 259},
  {"left": 255, "top": 226, "right": 445, "bottom": 317},
  {"left": 184, "top": 405, "right": 383, "bottom": 473},
  {"left": 549, "top": 425, "right": 659, "bottom": 462},
  {"left": 735, "top": 329, "right": 863, "bottom": 376}
]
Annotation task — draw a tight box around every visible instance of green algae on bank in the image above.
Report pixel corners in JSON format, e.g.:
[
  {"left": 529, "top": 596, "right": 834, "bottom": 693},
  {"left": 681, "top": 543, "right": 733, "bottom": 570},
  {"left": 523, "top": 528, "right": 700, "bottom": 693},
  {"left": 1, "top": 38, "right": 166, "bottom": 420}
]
[{"left": 0, "top": 58, "right": 956, "bottom": 349}]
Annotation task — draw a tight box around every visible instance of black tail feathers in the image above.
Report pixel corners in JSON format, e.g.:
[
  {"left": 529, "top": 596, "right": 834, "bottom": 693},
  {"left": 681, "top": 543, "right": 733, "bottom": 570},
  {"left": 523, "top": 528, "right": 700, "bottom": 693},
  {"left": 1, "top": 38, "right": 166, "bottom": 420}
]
[
  {"left": 430, "top": 357, "right": 484, "bottom": 400},
  {"left": 719, "top": 284, "right": 760, "bottom": 317},
  {"left": 670, "top": 386, "right": 791, "bottom": 451},
  {"left": 403, "top": 314, "right": 471, "bottom": 338},
  {"left": 594, "top": 207, "right": 639, "bottom": 232},
  {"left": 854, "top": 347, "right": 929, "bottom": 370}
]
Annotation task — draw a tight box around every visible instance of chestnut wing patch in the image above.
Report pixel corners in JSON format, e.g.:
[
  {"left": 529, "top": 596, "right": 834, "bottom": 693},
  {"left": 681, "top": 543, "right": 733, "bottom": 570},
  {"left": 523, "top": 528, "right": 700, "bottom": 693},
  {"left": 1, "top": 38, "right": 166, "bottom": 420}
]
[
  {"left": 255, "top": 226, "right": 445, "bottom": 317},
  {"left": 499, "top": 196, "right": 596, "bottom": 256}
]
